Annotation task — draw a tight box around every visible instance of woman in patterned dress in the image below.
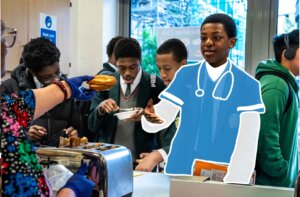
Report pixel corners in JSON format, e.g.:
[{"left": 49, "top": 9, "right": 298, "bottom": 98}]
[{"left": 1, "top": 76, "right": 95, "bottom": 197}]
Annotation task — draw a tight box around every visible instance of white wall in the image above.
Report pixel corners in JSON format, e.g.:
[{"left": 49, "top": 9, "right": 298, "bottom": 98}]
[
  {"left": 70, "top": 0, "right": 102, "bottom": 77},
  {"left": 102, "top": 0, "right": 119, "bottom": 64},
  {"left": 69, "top": 0, "right": 118, "bottom": 77}
]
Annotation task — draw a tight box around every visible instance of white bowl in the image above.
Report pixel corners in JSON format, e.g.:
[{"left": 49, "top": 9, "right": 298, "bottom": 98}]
[{"left": 114, "top": 110, "right": 138, "bottom": 120}]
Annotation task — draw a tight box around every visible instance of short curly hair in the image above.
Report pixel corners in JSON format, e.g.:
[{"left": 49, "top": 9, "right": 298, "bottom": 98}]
[
  {"left": 201, "top": 13, "right": 237, "bottom": 38},
  {"left": 22, "top": 37, "right": 60, "bottom": 72},
  {"left": 157, "top": 38, "right": 188, "bottom": 63},
  {"left": 114, "top": 37, "right": 141, "bottom": 61},
  {"left": 106, "top": 36, "right": 124, "bottom": 58}
]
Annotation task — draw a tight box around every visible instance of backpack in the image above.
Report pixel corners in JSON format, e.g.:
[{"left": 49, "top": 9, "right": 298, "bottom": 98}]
[
  {"left": 150, "top": 74, "right": 160, "bottom": 104},
  {"left": 255, "top": 71, "right": 293, "bottom": 114}
]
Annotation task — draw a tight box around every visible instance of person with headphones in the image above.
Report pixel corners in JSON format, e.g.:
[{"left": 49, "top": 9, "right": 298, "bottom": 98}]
[{"left": 255, "top": 29, "right": 299, "bottom": 188}]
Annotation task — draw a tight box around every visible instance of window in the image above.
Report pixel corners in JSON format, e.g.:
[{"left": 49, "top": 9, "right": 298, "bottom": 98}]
[
  {"left": 130, "top": 0, "right": 248, "bottom": 74},
  {"left": 277, "top": 0, "right": 298, "bottom": 34}
]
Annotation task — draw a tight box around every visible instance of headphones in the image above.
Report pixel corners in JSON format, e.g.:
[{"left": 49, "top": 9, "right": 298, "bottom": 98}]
[{"left": 283, "top": 33, "right": 296, "bottom": 60}]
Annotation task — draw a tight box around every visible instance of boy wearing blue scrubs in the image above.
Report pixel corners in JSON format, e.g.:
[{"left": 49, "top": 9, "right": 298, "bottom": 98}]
[{"left": 142, "top": 13, "right": 265, "bottom": 184}]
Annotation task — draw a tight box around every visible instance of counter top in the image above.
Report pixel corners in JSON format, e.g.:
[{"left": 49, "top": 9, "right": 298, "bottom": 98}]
[
  {"left": 133, "top": 171, "right": 294, "bottom": 197},
  {"left": 133, "top": 171, "right": 170, "bottom": 197}
]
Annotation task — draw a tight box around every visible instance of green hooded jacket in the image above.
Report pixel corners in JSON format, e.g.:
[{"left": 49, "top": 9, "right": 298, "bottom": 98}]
[{"left": 255, "top": 59, "right": 299, "bottom": 188}]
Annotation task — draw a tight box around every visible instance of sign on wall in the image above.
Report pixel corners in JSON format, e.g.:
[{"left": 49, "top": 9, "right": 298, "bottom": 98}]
[
  {"left": 40, "top": 13, "right": 57, "bottom": 44},
  {"left": 157, "top": 26, "right": 203, "bottom": 61}
]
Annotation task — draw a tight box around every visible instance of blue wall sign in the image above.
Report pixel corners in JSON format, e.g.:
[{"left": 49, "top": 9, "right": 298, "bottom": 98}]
[{"left": 40, "top": 13, "right": 57, "bottom": 44}]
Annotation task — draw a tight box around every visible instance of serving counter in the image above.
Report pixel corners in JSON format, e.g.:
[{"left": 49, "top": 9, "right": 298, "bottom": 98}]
[
  {"left": 133, "top": 171, "right": 170, "bottom": 197},
  {"left": 133, "top": 171, "right": 295, "bottom": 197},
  {"left": 36, "top": 146, "right": 295, "bottom": 197}
]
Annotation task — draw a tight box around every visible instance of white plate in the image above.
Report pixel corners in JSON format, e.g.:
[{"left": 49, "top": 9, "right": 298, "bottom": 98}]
[{"left": 114, "top": 110, "right": 138, "bottom": 120}]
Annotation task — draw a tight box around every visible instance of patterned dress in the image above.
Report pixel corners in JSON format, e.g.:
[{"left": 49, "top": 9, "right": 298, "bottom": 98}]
[{"left": 1, "top": 90, "right": 52, "bottom": 197}]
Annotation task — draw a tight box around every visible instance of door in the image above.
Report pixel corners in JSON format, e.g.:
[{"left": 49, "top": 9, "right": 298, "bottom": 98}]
[{"left": 1, "top": 0, "right": 71, "bottom": 75}]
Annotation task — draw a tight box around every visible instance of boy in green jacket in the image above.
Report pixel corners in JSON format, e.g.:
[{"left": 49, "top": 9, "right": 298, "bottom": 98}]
[{"left": 255, "top": 29, "right": 299, "bottom": 188}]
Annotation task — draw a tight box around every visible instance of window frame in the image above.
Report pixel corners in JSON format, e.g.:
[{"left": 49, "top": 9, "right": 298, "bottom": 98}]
[{"left": 119, "top": 0, "right": 280, "bottom": 76}]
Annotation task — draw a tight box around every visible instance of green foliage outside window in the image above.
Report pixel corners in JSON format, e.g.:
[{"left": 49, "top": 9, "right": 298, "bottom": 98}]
[
  {"left": 140, "top": 28, "right": 159, "bottom": 75},
  {"left": 131, "top": 0, "right": 248, "bottom": 73}
]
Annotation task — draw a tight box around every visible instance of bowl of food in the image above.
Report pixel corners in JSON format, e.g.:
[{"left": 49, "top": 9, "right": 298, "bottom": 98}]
[{"left": 114, "top": 109, "right": 139, "bottom": 120}]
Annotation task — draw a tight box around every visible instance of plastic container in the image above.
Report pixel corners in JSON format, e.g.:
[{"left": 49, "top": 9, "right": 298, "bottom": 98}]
[{"left": 44, "top": 164, "right": 73, "bottom": 194}]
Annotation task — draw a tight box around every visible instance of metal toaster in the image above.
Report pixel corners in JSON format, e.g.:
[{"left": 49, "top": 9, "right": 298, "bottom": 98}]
[{"left": 36, "top": 143, "right": 133, "bottom": 197}]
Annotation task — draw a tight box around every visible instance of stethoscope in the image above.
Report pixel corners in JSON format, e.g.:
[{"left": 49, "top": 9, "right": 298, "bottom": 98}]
[{"left": 195, "top": 60, "right": 234, "bottom": 101}]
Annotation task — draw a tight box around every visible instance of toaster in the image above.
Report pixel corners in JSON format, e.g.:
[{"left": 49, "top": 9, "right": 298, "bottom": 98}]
[{"left": 36, "top": 143, "right": 133, "bottom": 197}]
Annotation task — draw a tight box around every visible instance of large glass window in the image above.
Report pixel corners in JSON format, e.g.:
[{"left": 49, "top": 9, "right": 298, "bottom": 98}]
[
  {"left": 277, "top": 0, "right": 298, "bottom": 34},
  {"left": 130, "top": 0, "right": 248, "bottom": 74}
]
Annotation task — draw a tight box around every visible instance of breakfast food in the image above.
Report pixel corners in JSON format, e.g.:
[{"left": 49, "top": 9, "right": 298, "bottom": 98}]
[
  {"left": 88, "top": 75, "right": 117, "bottom": 91},
  {"left": 59, "top": 136, "right": 89, "bottom": 147},
  {"left": 80, "top": 136, "right": 88, "bottom": 144},
  {"left": 70, "top": 136, "right": 81, "bottom": 147},
  {"left": 83, "top": 143, "right": 102, "bottom": 149}
]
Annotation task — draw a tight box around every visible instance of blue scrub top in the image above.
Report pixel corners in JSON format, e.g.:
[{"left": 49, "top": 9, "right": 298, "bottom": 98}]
[{"left": 160, "top": 61, "right": 264, "bottom": 165}]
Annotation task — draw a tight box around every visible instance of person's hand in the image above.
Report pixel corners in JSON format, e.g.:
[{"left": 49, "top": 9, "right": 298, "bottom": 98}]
[
  {"left": 27, "top": 125, "right": 47, "bottom": 141},
  {"left": 61, "top": 163, "right": 95, "bottom": 197},
  {"left": 64, "top": 127, "right": 78, "bottom": 137},
  {"left": 65, "top": 75, "right": 96, "bottom": 100},
  {"left": 144, "top": 99, "right": 164, "bottom": 123},
  {"left": 127, "top": 107, "right": 143, "bottom": 121},
  {"left": 135, "top": 151, "right": 163, "bottom": 172},
  {"left": 98, "top": 98, "right": 119, "bottom": 114}
]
